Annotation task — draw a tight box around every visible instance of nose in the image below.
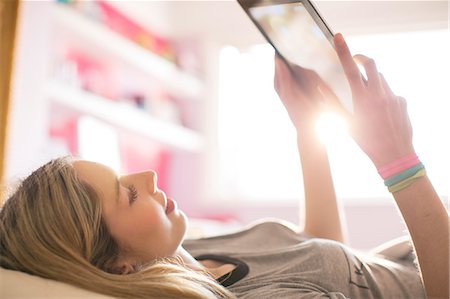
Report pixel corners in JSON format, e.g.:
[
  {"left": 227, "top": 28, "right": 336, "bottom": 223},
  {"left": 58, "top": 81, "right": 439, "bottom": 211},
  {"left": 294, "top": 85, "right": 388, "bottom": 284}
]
[
  {"left": 121, "top": 170, "right": 158, "bottom": 194},
  {"left": 142, "top": 171, "right": 167, "bottom": 208},
  {"left": 146, "top": 170, "right": 158, "bottom": 194}
]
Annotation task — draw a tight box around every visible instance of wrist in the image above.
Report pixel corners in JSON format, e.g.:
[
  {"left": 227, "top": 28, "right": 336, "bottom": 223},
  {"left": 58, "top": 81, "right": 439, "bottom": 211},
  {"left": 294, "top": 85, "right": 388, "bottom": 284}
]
[
  {"left": 293, "top": 117, "right": 320, "bottom": 134},
  {"left": 377, "top": 153, "right": 425, "bottom": 193},
  {"left": 377, "top": 153, "right": 419, "bottom": 179},
  {"left": 295, "top": 126, "right": 321, "bottom": 143},
  {"left": 370, "top": 145, "right": 416, "bottom": 170}
]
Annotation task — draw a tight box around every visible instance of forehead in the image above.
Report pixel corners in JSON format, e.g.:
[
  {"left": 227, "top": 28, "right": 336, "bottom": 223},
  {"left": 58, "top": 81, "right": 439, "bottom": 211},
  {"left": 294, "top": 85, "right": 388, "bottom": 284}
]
[
  {"left": 72, "top": 160, "right": 117, "bottom": 202},
  {"left": 72, "top": 160, "right": 115, "bottom": 178}
]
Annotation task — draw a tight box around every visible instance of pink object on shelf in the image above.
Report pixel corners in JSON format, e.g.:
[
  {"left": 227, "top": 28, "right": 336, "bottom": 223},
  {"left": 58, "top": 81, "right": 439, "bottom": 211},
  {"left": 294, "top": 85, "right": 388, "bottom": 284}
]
[
  {"left": 65, "top": 49, "right": 117, "bottom": 100},
  {"left": 97, "top": 0, "right": 175, "bottom": 61},
  {"left": 49, "top": 108, "right": 79, "bottom": 155}
]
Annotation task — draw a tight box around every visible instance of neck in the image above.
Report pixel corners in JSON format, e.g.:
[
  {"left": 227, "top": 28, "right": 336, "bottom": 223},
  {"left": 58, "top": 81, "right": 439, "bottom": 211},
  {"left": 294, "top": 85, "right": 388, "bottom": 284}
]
[
  {"left": 175, "top": 246, "right": 236, "bottom": 280},
  {"left": 176, "top": 246, "right": 205, "bottom": 270}
]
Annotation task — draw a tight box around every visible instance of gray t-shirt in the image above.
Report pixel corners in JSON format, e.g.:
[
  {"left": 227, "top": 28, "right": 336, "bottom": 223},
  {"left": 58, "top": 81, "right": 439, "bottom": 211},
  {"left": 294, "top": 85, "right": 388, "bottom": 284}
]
[{"left": 183, "top": 220, "right": 425, "bottom": 299}]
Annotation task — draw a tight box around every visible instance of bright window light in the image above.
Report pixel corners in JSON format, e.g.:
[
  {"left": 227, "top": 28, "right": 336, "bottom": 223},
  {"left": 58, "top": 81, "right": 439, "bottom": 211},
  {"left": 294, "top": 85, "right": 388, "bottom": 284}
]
[
  {"left": 216, "top": 30, "right": 449, "bottom": 203},
  {"left": 78, "top": 116, "right": 121, "bottom": 173}
]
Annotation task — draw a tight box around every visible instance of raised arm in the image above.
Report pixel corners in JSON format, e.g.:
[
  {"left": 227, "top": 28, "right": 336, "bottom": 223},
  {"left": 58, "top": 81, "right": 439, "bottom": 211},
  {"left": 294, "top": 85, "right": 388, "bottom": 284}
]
[
  {"left": 333, "top": 33, "right": 449, "bottom": 299},
  {"left": 274, "top": 56, "right": 347, "bottom": 244}
]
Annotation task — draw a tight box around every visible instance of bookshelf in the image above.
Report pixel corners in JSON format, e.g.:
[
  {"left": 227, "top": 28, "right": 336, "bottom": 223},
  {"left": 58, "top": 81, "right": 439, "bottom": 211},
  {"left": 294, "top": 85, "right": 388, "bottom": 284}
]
[
  {"left": 47, "top": 80, "right": 204, "bottom": 152},
  {"left": 46, "top": 1, "right": 206, "bottom": 156},
  {"left": 49, "top": 4, "right": 204, "bottom": 100}
]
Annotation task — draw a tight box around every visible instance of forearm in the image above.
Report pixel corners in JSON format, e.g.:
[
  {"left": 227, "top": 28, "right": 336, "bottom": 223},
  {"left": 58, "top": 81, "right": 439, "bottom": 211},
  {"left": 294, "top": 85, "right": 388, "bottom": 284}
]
[
  {"left": 296, "top": 128, "right": 347, "bottom": 243},
  {"left": 330, "top": 33, "right": 448, "bottom": 298},
  {"left": 272, "top": 53, "right": 347, "bottom": 242},
  {"left": 392, "top": 175, "right": 449, "bottom": 299}
]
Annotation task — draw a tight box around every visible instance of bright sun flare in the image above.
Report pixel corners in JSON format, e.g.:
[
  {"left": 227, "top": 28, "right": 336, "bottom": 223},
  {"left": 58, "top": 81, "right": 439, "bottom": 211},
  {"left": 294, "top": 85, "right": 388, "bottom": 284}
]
[{"left": 316, "top": 112, "right": 348, "bottom": 145}]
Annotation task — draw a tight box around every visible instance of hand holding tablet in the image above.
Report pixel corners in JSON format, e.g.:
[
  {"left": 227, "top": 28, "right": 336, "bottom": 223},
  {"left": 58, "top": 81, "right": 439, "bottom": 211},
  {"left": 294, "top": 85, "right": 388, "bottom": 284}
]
[{"left": 237, "top": 0, "right": 353, "bottom": 112}]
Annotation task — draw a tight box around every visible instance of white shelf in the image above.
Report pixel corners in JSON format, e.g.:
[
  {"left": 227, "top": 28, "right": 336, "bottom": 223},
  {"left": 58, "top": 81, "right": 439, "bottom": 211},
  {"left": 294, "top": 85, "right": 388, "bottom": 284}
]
[
  {"left": 49, "top": 3, "right": 204, "bottom": 100},
  {"left": 46, "top": 81, "right": 205, "bottom": 153}
]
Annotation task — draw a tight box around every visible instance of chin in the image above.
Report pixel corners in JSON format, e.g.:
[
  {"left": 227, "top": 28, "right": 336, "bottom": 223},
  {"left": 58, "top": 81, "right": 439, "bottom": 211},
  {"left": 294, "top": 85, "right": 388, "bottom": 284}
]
[
  {"left": 173, "top": 210, "right": 188, "bottom": 239},
  {"left": 180, "top": 209, "right": 188, "bottom": 221},
  {"left": 180, "top": 211, "right": 188, "bottom": 235}
]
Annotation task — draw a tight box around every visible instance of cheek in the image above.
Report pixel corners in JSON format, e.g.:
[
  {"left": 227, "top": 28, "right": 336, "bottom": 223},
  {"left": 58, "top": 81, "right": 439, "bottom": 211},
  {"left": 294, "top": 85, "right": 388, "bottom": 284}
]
[
  {"left": 132, "top": 208, "right": 166, "bottom": 236},
  {"left": 133, "top": 210, "right": 181, "bottom": 258},
  {"left": 108, "top": 207, "right": 163, "bottom": 243}
]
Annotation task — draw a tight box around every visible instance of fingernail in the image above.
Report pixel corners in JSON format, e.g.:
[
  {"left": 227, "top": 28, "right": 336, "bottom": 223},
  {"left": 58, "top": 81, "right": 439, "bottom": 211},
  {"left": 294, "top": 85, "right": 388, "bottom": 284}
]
[{"left": 334, "top": 33, "right": 344, "bottom": 45}]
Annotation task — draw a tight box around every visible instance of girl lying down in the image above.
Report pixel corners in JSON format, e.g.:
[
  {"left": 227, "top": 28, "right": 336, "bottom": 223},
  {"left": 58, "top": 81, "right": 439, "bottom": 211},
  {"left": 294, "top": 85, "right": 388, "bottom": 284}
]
[{"left": 0, "top": 34, "right": 448, "bottom": 299}]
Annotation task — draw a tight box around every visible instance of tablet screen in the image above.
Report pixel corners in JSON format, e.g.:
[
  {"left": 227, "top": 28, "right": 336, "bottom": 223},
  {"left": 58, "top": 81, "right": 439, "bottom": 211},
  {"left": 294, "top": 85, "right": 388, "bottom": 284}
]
[{"left": 249, "top": 2, "right": 352, "bottom": 111}]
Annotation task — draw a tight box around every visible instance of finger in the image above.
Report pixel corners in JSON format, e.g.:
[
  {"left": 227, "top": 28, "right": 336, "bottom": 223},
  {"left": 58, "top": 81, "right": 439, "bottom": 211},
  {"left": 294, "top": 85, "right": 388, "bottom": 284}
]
[
  {"left": 353, "top": 54, "right": 382, "bottom": 94},
  {"left": 291, "top": 63, "right": 313, "bottom": 76},
  {"left": 379, "top": 73, "right": 396, "bottom": 98},
  {"left": 276, "top": 55, "right": 290, "bottom": 77},
  {"left": 334, "top": 33, "right": 365, "bottom": 96},
  {"left": 292, "top": 66, "right": 320, "bottom": 94},
  {"left": 274, "top": 55, "right": 280, "bottom": 91},
  {"left": 274, "top": 55, "right": 295, "bottom": 95},
  {"left": 274, "top": 55, "right": 285, "bottom": 92}
]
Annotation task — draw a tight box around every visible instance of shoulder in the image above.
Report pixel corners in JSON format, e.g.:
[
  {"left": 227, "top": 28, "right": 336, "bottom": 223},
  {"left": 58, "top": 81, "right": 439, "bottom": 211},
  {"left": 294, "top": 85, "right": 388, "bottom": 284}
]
[
  {"left": 184, "top": 218, "right": 311, "bottom": 251},
  {"left": 188, "top": 218, "right": 304, "bottom": 240},
  {"left": 243, "top": 218, "right": 304, "bottom": 236}
]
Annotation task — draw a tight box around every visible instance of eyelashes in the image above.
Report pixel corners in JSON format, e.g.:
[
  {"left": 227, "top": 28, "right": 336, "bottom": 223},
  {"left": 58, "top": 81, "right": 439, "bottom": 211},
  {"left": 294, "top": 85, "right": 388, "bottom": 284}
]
[{"left": 127, "top": 185, "right": 138, "bottom": 204}]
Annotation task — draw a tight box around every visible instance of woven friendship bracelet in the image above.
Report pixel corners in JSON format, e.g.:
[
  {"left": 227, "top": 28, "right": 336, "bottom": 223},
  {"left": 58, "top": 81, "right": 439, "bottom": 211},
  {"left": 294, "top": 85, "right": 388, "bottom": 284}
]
[
  {"left": 388, "top": 168, "right": 427, "bottom": 193},
  {"left": 384, "top": 163, "right": 425, "bottom": 187}
]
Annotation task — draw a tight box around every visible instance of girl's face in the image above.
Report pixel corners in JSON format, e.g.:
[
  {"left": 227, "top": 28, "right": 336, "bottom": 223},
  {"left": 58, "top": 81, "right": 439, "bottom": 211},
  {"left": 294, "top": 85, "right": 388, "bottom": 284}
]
[{"left": 73, "top": 160, "right": 187, "bottom": 265}]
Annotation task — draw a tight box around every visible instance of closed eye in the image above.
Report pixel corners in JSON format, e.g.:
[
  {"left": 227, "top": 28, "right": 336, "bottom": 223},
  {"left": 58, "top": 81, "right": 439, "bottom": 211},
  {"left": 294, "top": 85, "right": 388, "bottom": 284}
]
[{"left": 127, "top": 185, "right": 138, "bottom": 205}]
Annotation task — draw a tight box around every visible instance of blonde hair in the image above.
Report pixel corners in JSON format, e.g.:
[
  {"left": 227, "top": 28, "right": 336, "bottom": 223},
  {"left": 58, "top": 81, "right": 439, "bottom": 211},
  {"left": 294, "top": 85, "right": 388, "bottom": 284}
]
[{"left": 0, "top": 157, "right": 235, "bottom": 299}]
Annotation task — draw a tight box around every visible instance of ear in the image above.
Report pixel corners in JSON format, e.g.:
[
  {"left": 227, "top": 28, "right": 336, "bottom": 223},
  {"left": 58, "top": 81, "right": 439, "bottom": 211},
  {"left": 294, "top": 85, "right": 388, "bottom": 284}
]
[
  {"left": 112, "top": 260, "right": 135, "bottom": 275},
  {"left": 119, "top": 262, "right": 134, "bottom": 274}
]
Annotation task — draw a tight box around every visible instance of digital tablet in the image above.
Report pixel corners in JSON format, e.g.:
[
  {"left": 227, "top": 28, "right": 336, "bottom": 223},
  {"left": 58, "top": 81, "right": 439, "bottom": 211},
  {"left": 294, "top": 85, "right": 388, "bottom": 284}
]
[{"left": 237, "top": 0, "right": 353, "bottom": 111}]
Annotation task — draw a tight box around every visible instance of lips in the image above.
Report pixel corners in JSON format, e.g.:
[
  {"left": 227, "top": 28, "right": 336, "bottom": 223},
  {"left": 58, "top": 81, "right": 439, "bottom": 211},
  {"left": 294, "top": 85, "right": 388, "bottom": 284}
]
[{"left": 165, "top": 197, "right": 176, "bottom": 214}]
